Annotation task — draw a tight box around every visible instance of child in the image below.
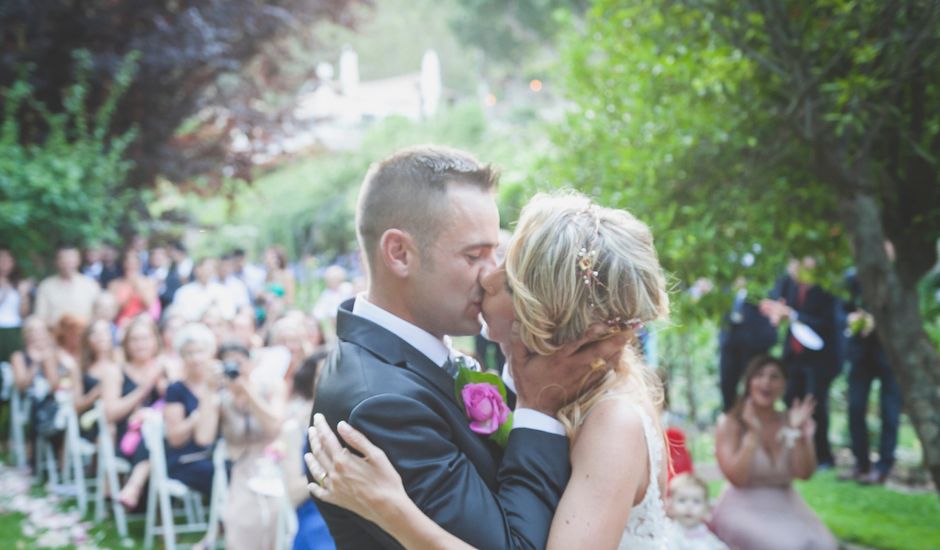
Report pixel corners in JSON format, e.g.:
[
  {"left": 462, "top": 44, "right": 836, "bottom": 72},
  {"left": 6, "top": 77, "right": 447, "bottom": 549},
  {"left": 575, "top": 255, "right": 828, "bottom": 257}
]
[{"left": 666, "top": 473, "right": 729, "bottom": 550}]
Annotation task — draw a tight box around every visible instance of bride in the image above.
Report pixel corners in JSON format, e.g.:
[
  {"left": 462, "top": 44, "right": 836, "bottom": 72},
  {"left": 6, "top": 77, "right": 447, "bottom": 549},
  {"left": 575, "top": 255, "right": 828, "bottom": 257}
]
[{"left": 308, "top": 192, "right": 671, "bottom": 549}]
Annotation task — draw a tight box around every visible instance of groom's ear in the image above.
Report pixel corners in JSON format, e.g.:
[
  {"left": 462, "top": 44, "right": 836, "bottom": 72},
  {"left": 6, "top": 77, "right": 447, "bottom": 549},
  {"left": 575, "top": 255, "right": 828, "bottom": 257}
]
[{"left": 379, "top": 229, "right": 417, "bottom": 278}]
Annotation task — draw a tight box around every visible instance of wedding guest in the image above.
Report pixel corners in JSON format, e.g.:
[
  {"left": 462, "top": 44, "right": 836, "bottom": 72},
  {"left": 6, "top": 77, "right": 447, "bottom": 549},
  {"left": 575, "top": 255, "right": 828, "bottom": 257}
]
[
  {"left": 215, "top": 341, "right": 288, "bottom": 550},
  {"left": 665, "top": 474, "right": 727, "bottom": 550},
  {"left": 100, "top": 315, "right": 166, "bottom": 510},
  {"left": 129, "top": 234, "right": 150, "bottom": 273},
  {"left": 11, "top": 316, "right": 74, "bottom": 454},
  {"left": 147, "top": 246, "right": 171, "bottom": 303},
  {"left": 161, "top": 241, "right": 191, "bottom": 308},
  {"left": 0, "top": 248, "right": 31, "bottom": 363},
  {"left": 231, "top": 248, "right": 267, "bottom": 300},
  {"left": 82, "top": 245, "right": 105, "bottom": 284},
  {"left": 761, "top": 256, "right": 841, "bottom": 468},
  {"left": 268, "top": 315, "right": 310, "bottom": 393},
  {"left": 34, "top": 244, "right": 100, "bottom": 327},
  {"left": 263, "top": 246, "right": 296, "bottom": 307},
  {"left": 164, "top": 323, "right": 220, "bottom": 497},
  {"left": 11, "top": 316, "right": 71, "bottom": 394},
  {"left": 711, "top": 355, "right": 837, "bottom": 550},
  {"left": 719, "top": 277, "right": 777, "bottom": 411},
  {"left": 200, "top": 306, "right": 229, "bottom": 347},
  {"left": 842, "top": 242, "right": 901, "bottom": 484},
  {"left": 109, "top": 250, "right": 161, "bottom": 329},
  {"left": 284, "top": 352, "right": 335, "bottom": 550},
  {"left": 311, "top": 265, "right": 350, "bottom": 339},
  {"left": 54, "top": 314, "right": 87, "bottom": 368},
  {"left": 98, "top": 245, "right": 123, "bottom": 289},
  {"left": 219, "top": 254, "right": 252, "bottom": 312},
  {"left": 158, "top": 311, "right": 186, "bottom": 382},
  {"left": 231, "top": 310, "right": 264, "bottom": 350},
  {"left": 71, "top": 319, "right": 121, "bottom": 443},
  {"left": 91, "top": 291, "right": 120, "bottom": 345},
  {"left": 172, "top": 258, "right": 235, "bottom": 321}
]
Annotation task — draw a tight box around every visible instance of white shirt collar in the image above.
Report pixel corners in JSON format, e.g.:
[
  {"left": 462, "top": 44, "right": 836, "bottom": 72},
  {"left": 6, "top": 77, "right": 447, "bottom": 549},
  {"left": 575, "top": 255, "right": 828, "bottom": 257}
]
[{"left": 352, "top": 293, "right": 451, "bottom": 368}]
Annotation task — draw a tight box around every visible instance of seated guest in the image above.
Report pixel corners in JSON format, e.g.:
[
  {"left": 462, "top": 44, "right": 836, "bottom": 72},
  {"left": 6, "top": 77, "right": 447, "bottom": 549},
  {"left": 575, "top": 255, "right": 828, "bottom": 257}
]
[
  {"left": 109, "top": 249, "right": 161, "bottom": 329},
  {"left": 11, "top": 316, "right": 75, "bottom": 451},
  {"left": 11, "top": 317, "right": 71, "bottom": 396},
  {"left": 215, "top": 341, "right": 288, "bottom": 550},
  {"left": 268, "top": 315, "right": 310, "bottom": 394},
  {"left": 158, "top": 311, "right": 186, "bottom": 382},
  {"left": 711, "top": 355, "right": 837, "bottom": 550},
  {"left": 263, "top": 246, "right": 295, "bottom": 307},
  {"left": 91, "top": 291, "right": 120, "bottom": 348},
  {"left": 100, "top": 315, "right": 167, "bottom": 509},
  {"left": 164, "top": 323, "right": 220, "bottom": 497},
  {"left": 230, "top": 310, "right": 264, "bottom": 351},
  {"left": 172, "top": 258, "right": 235, "bottom": 321},
  {"left": 54, "top": 314, "right": 87, "bottom": 368},
  {"left": 71, "top": 319, "right": 119, "bottom": 425}
]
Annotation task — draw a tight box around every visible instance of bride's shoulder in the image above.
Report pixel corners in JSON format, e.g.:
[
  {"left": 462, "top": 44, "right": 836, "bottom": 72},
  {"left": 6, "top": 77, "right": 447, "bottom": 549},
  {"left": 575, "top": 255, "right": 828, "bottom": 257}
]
[{"left": 574, "top": 397, "right": 650, "bottom": 450}]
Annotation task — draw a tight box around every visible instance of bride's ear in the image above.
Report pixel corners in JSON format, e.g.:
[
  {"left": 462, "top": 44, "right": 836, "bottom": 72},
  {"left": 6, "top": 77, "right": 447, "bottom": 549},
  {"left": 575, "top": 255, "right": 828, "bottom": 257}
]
[{"left": 379, "top": 229, "right": 416, "bottom": 278}]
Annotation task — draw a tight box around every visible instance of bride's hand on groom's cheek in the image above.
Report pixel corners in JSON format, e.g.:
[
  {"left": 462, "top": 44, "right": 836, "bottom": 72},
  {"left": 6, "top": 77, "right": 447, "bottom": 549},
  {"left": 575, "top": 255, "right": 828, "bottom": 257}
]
[{"left": 509, "top": 322, "right": 628, "bottom": 417}]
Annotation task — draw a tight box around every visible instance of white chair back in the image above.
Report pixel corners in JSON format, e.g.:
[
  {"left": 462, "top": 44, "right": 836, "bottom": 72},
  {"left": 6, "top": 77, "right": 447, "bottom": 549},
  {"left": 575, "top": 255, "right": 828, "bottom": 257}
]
[
  {"left": 141, "top": 413, "right": 210, "bottom": 550},
  {"left": 3, "top": 361, "right": 30, "bottom": 468},
  {"left": 92, "top": 400, "right": 130, "bottom": 538}
]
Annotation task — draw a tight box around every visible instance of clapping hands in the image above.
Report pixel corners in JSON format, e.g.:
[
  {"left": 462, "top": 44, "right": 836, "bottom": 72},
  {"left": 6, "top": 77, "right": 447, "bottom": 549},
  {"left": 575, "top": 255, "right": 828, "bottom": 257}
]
[{"left": 787, "top": 395, "right": 816, "bottom": 433}]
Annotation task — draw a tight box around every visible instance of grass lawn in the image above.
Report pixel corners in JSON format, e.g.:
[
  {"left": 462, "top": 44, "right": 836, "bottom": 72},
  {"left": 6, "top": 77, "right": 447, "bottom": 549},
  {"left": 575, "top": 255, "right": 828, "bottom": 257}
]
[
  {"left": 796, "top": 471, "right": 940, "bottom": 550},
  {"left": 707, "top": 470, "right": 940, "bottom": 550}
]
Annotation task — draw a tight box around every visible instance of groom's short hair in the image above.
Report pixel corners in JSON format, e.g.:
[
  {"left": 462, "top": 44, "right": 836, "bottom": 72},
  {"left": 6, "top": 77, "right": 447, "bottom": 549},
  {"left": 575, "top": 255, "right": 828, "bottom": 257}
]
[{"left": 356, "top": 145, "right": 498, "bottom": 271}]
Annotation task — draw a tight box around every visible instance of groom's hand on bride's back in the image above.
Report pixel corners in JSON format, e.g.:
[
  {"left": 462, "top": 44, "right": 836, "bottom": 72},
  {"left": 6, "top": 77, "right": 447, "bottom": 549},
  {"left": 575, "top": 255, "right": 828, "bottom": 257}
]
[{"left": 509, "top": 322, "right": 629, "bottom": 417}]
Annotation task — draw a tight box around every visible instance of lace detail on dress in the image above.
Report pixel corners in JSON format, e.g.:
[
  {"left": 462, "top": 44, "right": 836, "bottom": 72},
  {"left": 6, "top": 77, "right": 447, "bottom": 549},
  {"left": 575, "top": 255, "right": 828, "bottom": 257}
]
[{"left": 617, "top": 403, "right": 669, "bottom": 550}]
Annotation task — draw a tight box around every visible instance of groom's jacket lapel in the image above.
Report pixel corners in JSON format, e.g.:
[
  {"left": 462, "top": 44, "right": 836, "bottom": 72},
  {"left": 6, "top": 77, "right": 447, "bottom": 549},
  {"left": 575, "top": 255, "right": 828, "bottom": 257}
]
[{"left": 335, "top": 300, "right": 461, "bottom": 411}]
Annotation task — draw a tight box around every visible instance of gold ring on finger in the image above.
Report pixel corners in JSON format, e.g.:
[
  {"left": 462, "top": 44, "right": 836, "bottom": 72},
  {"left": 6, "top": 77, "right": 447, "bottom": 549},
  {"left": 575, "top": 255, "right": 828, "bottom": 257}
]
[{"left": 317, "top": 471, "right": 329, "bottom": 486}]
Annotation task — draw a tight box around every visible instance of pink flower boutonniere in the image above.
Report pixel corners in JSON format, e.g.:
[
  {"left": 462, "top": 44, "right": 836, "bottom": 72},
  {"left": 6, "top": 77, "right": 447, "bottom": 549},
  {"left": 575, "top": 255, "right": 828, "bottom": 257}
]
[{"left": 455, "top": 366, "right": 513, "bottom": 448}]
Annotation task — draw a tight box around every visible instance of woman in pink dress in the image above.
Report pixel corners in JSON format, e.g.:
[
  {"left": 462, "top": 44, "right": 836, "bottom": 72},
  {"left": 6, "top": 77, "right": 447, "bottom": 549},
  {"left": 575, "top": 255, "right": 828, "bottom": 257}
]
[
  {"left": 711, "top": 355, "right": 838, "bottom": 550},
  {"left": 109, "top": 250, "right": 160, "bottom": 329}
]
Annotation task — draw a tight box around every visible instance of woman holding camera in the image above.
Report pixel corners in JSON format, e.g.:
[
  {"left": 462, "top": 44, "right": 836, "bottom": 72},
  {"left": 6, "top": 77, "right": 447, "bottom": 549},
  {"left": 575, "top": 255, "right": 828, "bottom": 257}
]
[{"left": 217, "top": 341, "right": 288, "bottom": 550}]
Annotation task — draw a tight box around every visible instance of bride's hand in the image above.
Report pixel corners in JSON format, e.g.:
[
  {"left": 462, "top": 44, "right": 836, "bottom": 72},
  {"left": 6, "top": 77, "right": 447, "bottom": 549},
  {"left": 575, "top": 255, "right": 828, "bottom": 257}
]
[
  {"left": 306, "top": 413, "right": 406, "bottom": 525},
  {"left": 509, "top": 322, "right": 629, "bottom": 416}
]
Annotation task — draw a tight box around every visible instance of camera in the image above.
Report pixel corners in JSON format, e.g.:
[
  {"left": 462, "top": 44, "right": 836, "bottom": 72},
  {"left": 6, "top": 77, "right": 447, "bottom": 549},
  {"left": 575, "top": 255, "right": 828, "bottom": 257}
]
[{"left": 222, "top": 360, "right": 241, "bottom": 380}]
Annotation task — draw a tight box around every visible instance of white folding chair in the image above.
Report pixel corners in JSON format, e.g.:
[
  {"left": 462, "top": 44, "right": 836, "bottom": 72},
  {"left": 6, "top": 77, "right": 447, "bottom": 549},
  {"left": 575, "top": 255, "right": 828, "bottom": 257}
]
[
  {"left": 142, "top": 414, "right": 209, "bottom": 550},
  {"left": 2, "top": 361, "right": 30, "bottom": 468},
  {"left": 50, "top": 391, "right": 90, "bottom": 515},
  {"left": 91, "top": 400, "right": 131, "bottom": 538},
  {"left": 32, "top": 387, "right": 62, "bottom": 488},
  {"left": 203, "top": 438, "right": 228, "bottom": 549}
]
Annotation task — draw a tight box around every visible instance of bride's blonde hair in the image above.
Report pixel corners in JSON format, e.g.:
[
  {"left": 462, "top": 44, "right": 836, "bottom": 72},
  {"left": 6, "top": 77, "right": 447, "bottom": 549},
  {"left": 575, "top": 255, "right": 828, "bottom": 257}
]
[{"left": 505, "top": 191, "right": 669, "bottom": 436}]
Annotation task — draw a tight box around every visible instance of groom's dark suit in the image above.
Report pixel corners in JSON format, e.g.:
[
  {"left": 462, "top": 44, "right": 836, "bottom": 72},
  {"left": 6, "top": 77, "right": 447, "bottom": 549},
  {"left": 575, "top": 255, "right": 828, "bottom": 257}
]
[{"left": 312, "top": 299, "right": 571, "bottom": 550}]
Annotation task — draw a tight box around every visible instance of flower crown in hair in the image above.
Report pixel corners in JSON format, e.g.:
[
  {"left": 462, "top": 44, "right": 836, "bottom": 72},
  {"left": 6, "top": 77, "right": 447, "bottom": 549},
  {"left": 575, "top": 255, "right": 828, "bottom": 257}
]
[{"left": 577, "top": 207, "right": 644, "bottom": 333}]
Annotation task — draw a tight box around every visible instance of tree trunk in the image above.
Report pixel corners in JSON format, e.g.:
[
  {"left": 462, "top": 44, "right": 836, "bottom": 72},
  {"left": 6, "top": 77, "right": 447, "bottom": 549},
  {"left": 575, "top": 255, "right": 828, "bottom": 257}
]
[{"left": 838, "top": 191, "right": 940, "bottom": 495}]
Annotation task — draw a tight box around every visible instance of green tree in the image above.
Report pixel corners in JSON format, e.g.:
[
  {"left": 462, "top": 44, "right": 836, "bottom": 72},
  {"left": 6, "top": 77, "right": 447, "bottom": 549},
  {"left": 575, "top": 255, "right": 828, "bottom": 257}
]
[
  {"left": 550, "top": 0, "right": 940, "bottom": 491},
  {"left": 0, "top": 51, "right": 138, "bottom": 272}
]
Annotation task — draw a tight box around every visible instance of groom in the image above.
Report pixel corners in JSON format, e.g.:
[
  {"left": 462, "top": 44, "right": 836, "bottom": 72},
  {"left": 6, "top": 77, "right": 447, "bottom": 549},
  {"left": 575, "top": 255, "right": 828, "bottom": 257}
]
[{"left": 311, "top": 145, "right": 623, "bottom": 549}]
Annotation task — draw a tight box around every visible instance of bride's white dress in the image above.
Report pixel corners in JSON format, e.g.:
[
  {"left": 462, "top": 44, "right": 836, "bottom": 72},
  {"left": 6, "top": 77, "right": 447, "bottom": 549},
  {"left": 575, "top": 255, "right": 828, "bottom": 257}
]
[{"left": 616, "top": 403, "right": 669, "bottom": 550}]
